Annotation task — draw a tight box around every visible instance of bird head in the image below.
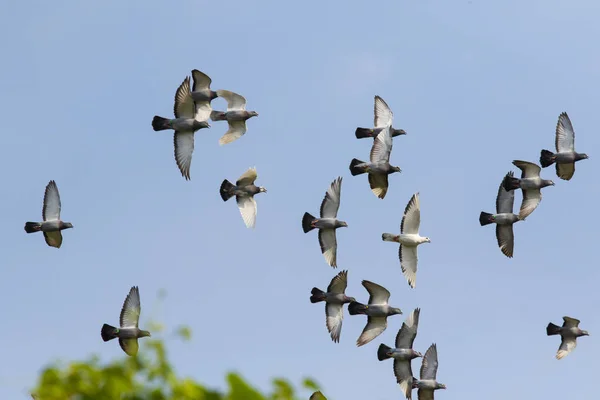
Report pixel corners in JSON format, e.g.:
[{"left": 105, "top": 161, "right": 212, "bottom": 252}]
[
  {"left": 438, "top": 383, "right": 447, "bottom": 390},
  {"left": 345, "top": 296, "right": 357, "bottom": 303},
  {"left": 423, "top": 237, "right": 431, "bottom": 243},
  {"left": 250, "top": 111, "right": 259, "bottom": 117},
  {"left": 140, "top": 330, "right": 151, "bottom": 338},
  {"left": 545, "top": 180, "right": 556, "bottom": 187},
  {"left": 392, "top": 166, "right": 402, "bottom": 173},
  {"left": 582, "top": 153, "right": 589, "bottom": 159},
  {"left": 259, "top": 186, "right": 267, "bottom": 193},
  {"left": 414, "top": 350, "right": 423, "bottom": 358},
  {"left": 581, "top": 330, "right": 590, "bottom": 336},
  {"left": 396, "top": 129, "right": 407, "bottom": 135},
  {"left": 63, "top": 222, "right": 74, "bottom": 229},
  {"left": 391, "top": 307, "right": 403, "bottom": 315},
  {"left": 200, "top": 121, "right": 211, "bottom": 129},
  {"left": 337, "top": 221, "right": 348, "bottom": 228}
]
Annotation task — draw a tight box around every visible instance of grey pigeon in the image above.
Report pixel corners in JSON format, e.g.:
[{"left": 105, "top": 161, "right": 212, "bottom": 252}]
[
  {"left": 502, "top": 160, "right": 555, "bottom": 220},
  {"left": 190, "top": 69, "right": 218, "bottom": 109},
  {"left": 310, "top": 270, "right": 356, "bottom": 343},
  {"left": 355, "top": 95, "right": 407, "bottom": 139},
  {"left": 546, "top": 316, "right": 589, "bottom": 360},
  {"left": 540, "top": 112, "right": 589, "bottom": 181},
  {"left": 151, "top": 76, "right": 211, "bottom": 180},
  {"left": 210, "top": 89, "right": 258, "bottom": 145},
  {"left": 24, "top": 180, "right": 73, "bottom": 248},
  {"left": 349, "top": 126, "right": 401, "bottom": 199},
  {"left": 101, "top": 286, "right": 151, "bottom": 357},
  {"left": 413, "top": 343, "right": 447, "bottom": 400},
  {"left": 302, "top": 177, "right": 348, "bottom": 267},
  {"left": 377, "top": 308, "right": 423, "bottom": 400},
  {"left": 220, "top": 167, "right": 267, "bottom": 229},
  {"left": 348, "top": 280, "right": 402, "bottom": 347},
  {"left": 479, "top": 172, "right": 521, "bottom": 258},
  {"left": 382, "top": 193, "right": 431, "bottom": 288}
]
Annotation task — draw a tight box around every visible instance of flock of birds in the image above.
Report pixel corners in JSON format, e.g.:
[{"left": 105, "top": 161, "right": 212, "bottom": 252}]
[{"left": 22, "top": 68, "right": 591, "bottom": 400}]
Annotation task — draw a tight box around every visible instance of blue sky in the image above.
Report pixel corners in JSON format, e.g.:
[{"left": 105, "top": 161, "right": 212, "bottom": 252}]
[{"left": 1, "top": 0, "right": 599, "bottom": 398}]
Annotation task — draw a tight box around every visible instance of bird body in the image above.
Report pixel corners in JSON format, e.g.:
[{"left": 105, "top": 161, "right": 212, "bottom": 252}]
[
  {"left": 220, "top": 167, "right": 266, "bottom": 229},
  {"left": 355, "top": 95, "right": 406, "bottom": 139},
  {"left": 502, "top": 160, "right": 554, "bottom": 219},
  {"left": 414, "top": 343, "right": 447, "bottom": 399},
  {"left": 546, "top": 316, "right": 589, "bottom": 359},
  {"left": 211, "top": 89, "right": 258, "bottom": 145}
]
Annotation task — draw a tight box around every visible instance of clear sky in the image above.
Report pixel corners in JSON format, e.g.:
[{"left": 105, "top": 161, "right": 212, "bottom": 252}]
[{"left": 1, "top": 0, "right": 599, "bottom": 399}]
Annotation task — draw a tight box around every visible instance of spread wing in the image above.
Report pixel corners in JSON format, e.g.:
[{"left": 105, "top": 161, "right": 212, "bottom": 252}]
[
  {"left": 373, "top": 95, "right": 393, "bottom": 128},
  {"left": 42, "top": 180, "right": 61, "bottom": 221},
  {"left": 119, "top": 338, "right": 139, "bottom": 357},
  {"left": 236, "top": 167, "right": 258, "bottom": 186},
  {"left": 400, "top": 245, "right": 418, "bottom": 288},
  {"left": 216, "top": 89, "right": 247, "bottom": 111},
  {"left": 320, "top": 177, "right": 342, "bottom": 218},
  {"left": 120, "top": 286, "right": 141, "bottom": 329},
  {"left": 556, "top": 162, "right": 575, "bottom": 181},
  {"left": 401, "top": 193, "right": 421, "bottom": 234},
  {"left": 174, "top": 131, "right": 195, "bottom": 180},
  {"left": 173, "top": 76, "right": 195, "bottom": 119},
  {"left": 496, "top": 172, "right": 515, "bottom": 214},
  {"left": 325, "top": 302, "right": 343, "bottom": 343},
  {"left": 495, "top": 224, "right": 515, "bottom": 258},
  {"left": 556, "top": 337, "right": 577, "bottom": 360},
  {"left": 395, "top": 308, "right": 420, "bottom": 349},
  {"left": 194, "top": 100, "right": 212, "bottom": 122},
  {"left": 44, "top": 231, "right": 63, "bottom": 248},
  {"left": 356, "top": 316, "right": 387, "bottom": 347},
  {"left": 318, "top": 229, "right": 338, "bottom": 267},
  {"left": 555, "top": 112, "right": 575, "bottom": 152},
  {"left": 368, "top": 173, "right": 389, "bottom": 199},
  {"left": 420, "top": 343, "right": 439, "bottom": 380},
  {"left": 191, "top": 69, "right": 212, "bottom": 91},
  {"left": 219, "top": 120, "right": 247, "bottom": 146},
  {"left": 327, "top": 270, "right": 348, "bottom": 294},
  {"left": 362, "top": 280, "right": 391, "bottom": 305},
  {"left": 562, "top": 316, "right": 581, "bottom": 328},
  {"left": 395, "top": 362, "right": 414, "bottom": 400},
  {"left": 370, "top": 127, "right": 393, "bottom": 163},
  {"left": 512, "top": 160, "right": 541, "bottom": 179},
  {"left": 519, "top": 188, "right": 541, "bottom": 220},
  {"left": 236, "top": 195, "right": 257, "bottom": 229}
]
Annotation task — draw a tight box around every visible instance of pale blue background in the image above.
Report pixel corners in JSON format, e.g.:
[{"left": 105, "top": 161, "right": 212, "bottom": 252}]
[{"left": 1, "top": 0, "right": 599, "bottom": 399}]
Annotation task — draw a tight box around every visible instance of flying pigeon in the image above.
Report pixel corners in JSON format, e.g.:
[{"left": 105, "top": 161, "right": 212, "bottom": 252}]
[
  {"left": 349, "top": 126, "right": 401, "bottom": 199},
  {"left": 210, "top": 89, "right": 259, "bottom": 145},
  {"left": 348, "top": 280, "right": 402, "bottom": 347},
  {"left": 189, "top": 69, "right": 219, "bottom": 118},
  {"left": 502, "top": 160, "right": 554, "bottom": 220},
  {"left": 24, "top": 180, "right": 73, "bottom": 248},
  {"left": 479, "top": 172, "right": 521, "bottom": 258},
  {"left": 539, "top": 112, "right": 589, "bottom": 181},
  {"left": 151, "top": 76, "right": 211, "bottom": 180},
  {"left": 310, "top": 270, "right": 356, "bottom": 343},
  {"left": 302, "top": 177, "right": 348, "bottom": 267},
  {"left": 546, "top": 316, "right": 589, "bottom": 360},
  {"left": 377, "top": 308, "right": 423, "bottom": 400},
  {"left": 220, "top": 167, "right": 267, "bottom": 229},
  {"left": 101, "top": 286, "right": 151, "bottom": 357},
  {"left": 355, "top": 95, "right": 407, "bottom": 139},
  {"left": 413, "top": 343, "right": 447, "bottom": 400},
  {"left": 382, "top": 193, "right": 431, "bottom": 288}
]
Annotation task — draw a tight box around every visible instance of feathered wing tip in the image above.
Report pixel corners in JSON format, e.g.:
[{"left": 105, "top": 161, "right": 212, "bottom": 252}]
[
  {"left": 151, "top": 116, "right": 170, "bottom": 131},
  {"left": 302, "top": 212, "right": 316, "bottom": 233},
  {"left": 24, "top": 222, "right": 41, "bottom": 233},
  {"left": 101, "top": 324, "right": 118, "bottom": 342},
  {"left": 348, "top": 301, "right": 368, "bottom": 315},
  {"left": 546, "top": 322, "right": 561, "bottom": 336},
  {"left": 355, "top": 127, "right": 374, "bottom": 139},
  {"left": 377, "top": 343, "right": 392, "bottom": 361},
  {"left": 479, "top": 211, "right": 494, "bottom": 226},
  {"left": 540, "top": 149, "right": 556, "bottom": 168},
  {"left": 310, "top": 287, "right": 326, "bottom": 303},
  {"left": 219, "top": 179, "right": 235, "bottom": 202},
  {"left": 502, "top": 174, "right": 521, "bottom": 191},
  {"left": 349, "top": 158, "right": 367, "bottom": 176}
]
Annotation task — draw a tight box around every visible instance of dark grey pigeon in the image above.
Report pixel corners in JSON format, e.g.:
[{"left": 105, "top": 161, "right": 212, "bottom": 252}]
[
  {"left": 355, "top": 95, "right": 407, "bottom": 139},
  {"left": 101, "top": 286, "right": 151, "bottom": 357},
  {"left": 502, "top": 160, "right": 554, "bottom": 220},
  {"left": 151, "top": 76, "right": 211, "bottom": 180},
  {"left": 220, "top": 167, "right": 267, "bottom": 229},
  {"left": 378, "top": 308, "right": 423, "bottom": 400},
  {"left": 310, "top": 270, "right": 356, "bottom": 343},
  {"left": 413, "top": 343, "right": 447, "bottom": 400},
  {"left": 479, "top": 172, "right": 521, "bottom": 258},
  {"left": 349, "top": 126, "right": 401, "bottom": 199},
  {"left": 302, "top": 177, "right": 348, "bottom": 267},
  {"left": 24, "top": 180, "right": 73, "bottom": 248},
  {"left": 540, "top": 112, "right": 589, "bottom": 181},
  {"left": 546, "top": 316, "right": 589, "bottom": 360},
  {"left": 348, "top": 280, "right": 402, "bottom": 347},
  {"left": 210, "top": 90, "right": 258, "bottom": 145}
]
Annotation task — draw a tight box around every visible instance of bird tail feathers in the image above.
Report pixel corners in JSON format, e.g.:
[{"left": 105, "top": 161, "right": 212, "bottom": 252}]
[
  {"left": 349, "top": 158, "right": 368, "bottom": 176},
  {"left": 502, "top": 175, "right": 521, "bottom": 191},
  {"left": 101, "top": 324, "right": 118, "bottom": 342},
  {"left": 382, "top": 233, "right": 398, "bottom": 242},
  {"left": 377, "top": 343, "right": 392, "bottom": 361},
  {"left": 151, "top": 116, "right": 171, "bottom": 131},
  {"left": 24, "top": 222, "right": 42, "bottom": 233},
  {"left": 310, "top": 287, "right": 326, "bottom": 303},
  {"left": 355, "top": 127, "right": 374, "bottom": 139},
  {"left": 546, "top": 322, "right": 561, "bottom": 336},
  {"left": 540, "top": 149, "right": 556, "bottom": 168},
  {"left": 302, "top": 212, "right": 316, "bottom": 233},
  {"left": 348, "top": 301, "right": 368, "bottom": 315},
  {"left": 479, "top": 212, "right": 494, "bottom": 226},
  {"left": 219, "top": 179, "right": 236, "bottom": 202}
]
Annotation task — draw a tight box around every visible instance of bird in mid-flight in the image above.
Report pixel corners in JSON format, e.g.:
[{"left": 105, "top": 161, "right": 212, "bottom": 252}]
[
  {"left": 220, "top": 167, "right": 267, "bottom": 229},
  {"left": 210, "top": 90, "right": 259, "bottom": 145},
  {"left": 355, "top": 95, "right": 406, "bottom": 139},
  {"left": 502, "top": 160, "right": 554, "bottom": 220},
  {"left": 101, "top": 286, "right": 151, "bottom": 357},
  {"left": 546, "top": 316, "right": 589, "bottom": 360},
  {"left": 24, "top": 180, "right": 73, "bottom": 248},
  {"left": 413, "top": 343, "right": 447, "bottom": 399}
]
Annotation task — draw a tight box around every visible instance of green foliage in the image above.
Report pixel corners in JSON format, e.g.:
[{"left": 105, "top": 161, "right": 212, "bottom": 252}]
[{"left": 31, "top": 325, "right": 324, "bottom": 400}]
